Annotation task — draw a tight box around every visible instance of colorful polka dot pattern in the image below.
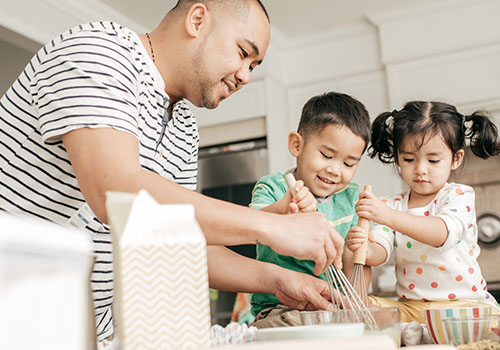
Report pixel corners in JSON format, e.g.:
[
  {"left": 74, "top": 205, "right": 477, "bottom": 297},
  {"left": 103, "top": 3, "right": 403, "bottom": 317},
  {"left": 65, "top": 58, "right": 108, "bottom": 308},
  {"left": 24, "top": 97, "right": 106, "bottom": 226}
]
[{"left": 382, "top": 183, "right": 491, "bottom": 304}]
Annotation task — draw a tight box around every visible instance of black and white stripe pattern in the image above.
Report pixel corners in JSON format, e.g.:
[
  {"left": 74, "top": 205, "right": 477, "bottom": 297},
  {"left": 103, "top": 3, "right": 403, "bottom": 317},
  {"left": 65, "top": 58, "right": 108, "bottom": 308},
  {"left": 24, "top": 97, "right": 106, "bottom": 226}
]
[{"left": 0, "top": 22, "right": 199, "bottom": 339}]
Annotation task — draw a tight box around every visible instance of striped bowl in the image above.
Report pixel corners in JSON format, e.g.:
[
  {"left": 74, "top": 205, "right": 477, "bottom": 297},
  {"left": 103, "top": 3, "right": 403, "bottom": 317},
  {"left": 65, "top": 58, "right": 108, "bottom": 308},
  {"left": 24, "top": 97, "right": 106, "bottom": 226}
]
[
  {"left": 424, "top": 306, "right": 491, "bottom": 344},
  {"left": 443, "top": 316, "right": 496, "bottom": 345}
]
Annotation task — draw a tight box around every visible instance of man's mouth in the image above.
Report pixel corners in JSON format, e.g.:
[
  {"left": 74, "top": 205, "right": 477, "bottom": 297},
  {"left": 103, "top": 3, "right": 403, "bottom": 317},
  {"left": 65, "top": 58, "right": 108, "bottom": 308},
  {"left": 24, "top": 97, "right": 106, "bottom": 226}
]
[{"left": 222, "top": 81, "right": 230, "bottom": 94}]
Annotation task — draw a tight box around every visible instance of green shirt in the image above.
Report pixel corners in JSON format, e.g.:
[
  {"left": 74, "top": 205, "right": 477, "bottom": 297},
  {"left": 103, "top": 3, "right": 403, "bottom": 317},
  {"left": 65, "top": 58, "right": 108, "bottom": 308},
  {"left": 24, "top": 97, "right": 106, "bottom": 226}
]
[{"left": 250, "top": 171, "right": 360, "bottom": 316}]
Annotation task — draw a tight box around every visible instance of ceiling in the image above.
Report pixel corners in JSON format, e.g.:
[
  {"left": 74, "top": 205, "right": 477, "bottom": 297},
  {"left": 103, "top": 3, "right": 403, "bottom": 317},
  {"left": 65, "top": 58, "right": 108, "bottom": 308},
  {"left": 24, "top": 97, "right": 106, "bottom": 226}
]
[{"left": 98, "top": 0, "right": 437, "bottom": 38}]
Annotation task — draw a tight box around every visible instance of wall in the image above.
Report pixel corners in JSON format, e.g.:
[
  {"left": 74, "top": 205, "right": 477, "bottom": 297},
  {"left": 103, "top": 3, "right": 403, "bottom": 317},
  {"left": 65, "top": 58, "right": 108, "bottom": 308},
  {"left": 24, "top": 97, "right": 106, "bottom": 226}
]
[{"left": 1, "top": 0, "right": 500, "bottom": 197}]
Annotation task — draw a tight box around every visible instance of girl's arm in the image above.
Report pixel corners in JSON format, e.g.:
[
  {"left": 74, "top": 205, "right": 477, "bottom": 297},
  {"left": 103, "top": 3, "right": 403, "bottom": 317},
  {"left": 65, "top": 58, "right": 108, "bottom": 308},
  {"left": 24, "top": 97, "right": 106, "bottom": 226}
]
[{"left": 356, "top": 190, "right": 448, "bottom": 247}]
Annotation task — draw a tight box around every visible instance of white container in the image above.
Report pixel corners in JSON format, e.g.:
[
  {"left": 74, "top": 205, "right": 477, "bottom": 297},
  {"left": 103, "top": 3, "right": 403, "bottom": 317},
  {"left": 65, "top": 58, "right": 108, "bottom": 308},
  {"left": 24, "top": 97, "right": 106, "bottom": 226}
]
[{"left": 0, "top": 212, "right": 94, "bottom": 350}]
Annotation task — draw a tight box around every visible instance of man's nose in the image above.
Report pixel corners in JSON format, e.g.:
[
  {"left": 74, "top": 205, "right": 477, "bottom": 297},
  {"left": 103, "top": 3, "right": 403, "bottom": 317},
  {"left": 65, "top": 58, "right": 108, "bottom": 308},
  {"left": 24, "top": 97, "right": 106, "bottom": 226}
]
[{"left": 235, "top": 65, "right": 251, "bottom": 87}]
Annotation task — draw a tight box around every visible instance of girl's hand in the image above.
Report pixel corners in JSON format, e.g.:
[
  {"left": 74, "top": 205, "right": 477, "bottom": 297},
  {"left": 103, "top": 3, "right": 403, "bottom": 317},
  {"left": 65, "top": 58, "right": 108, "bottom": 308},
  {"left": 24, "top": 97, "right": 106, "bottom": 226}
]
[
  {"left": 356, "top": 189, "right": 393, "bottom": 226},
  {"left": 345, "top": 226, "right": 375, "bottom": 252},
  {"left": 286, "top": 180, "right": 317, "bottom": 214}
]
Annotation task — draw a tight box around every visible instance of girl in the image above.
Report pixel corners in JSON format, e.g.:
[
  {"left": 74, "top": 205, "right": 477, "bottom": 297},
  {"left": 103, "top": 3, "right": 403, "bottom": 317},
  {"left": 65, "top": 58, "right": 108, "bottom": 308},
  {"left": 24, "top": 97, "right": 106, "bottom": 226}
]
[{"left": 346, "top": 101, "right": 500, "bottom": 324}]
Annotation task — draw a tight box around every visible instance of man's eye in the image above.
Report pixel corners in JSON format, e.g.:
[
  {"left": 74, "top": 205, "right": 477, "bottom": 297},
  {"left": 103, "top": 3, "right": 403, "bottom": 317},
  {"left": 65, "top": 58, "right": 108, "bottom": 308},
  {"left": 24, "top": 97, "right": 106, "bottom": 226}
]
[{"left": 240, "top": 48, "right": 248, "bottom": 58}]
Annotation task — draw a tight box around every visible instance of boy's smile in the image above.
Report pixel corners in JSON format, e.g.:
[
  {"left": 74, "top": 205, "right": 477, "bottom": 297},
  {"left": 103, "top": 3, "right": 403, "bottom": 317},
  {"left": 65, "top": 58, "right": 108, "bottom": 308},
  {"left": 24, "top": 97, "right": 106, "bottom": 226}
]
[{"left": 292, "top": 124, "right": 366, "bottom": 198}]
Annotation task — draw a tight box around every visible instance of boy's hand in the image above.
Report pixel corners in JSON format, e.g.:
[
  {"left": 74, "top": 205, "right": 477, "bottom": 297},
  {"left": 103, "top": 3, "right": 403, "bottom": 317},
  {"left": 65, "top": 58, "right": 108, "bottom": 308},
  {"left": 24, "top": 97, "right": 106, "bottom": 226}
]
[
  {"left": 355, "top": 189, "right": 393, "bottom": 226},
  {"left": 287, "top": 180, "right": 317, "bottom": 214},
  {"left": 345, "top": 226, "right": 375, "bottom": 252}
]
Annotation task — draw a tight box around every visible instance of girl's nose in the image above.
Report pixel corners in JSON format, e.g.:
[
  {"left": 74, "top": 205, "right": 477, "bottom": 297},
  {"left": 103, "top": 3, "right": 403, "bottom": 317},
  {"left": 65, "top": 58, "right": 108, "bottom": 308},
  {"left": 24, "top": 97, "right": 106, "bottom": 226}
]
[{"left": 415, "top": 161, "right": 427, "bottom": 174}]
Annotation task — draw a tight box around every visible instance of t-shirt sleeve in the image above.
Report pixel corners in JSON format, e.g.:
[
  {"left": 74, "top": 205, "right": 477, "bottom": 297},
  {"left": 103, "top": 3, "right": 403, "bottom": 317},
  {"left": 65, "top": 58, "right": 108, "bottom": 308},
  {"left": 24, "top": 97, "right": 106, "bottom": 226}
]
[
  {"left": 435, "top": 184, "right": 476, "bottom": 251},
  {"left": 249, "top": 173, "right": 286, "bottom": 210},
  {"left": 32, "top": 29, "right": 140, "bottom": 144},
  {"left": 371, "top": 196, "right": 396, "bottom": 265}
]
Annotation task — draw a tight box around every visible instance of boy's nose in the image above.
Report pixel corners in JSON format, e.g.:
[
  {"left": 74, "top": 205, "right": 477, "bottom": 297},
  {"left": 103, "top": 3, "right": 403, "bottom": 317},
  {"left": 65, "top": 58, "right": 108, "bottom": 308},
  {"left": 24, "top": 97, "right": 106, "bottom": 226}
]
[{"left": 326, "top": 163, "right": 340, "bottom": 176}]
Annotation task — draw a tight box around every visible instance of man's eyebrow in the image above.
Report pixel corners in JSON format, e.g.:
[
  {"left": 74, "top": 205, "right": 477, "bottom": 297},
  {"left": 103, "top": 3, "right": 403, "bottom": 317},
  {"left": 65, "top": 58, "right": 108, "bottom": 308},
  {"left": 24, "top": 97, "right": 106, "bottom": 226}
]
[{"left": 245, "top": 39, "right": 263, "bottom": 64}]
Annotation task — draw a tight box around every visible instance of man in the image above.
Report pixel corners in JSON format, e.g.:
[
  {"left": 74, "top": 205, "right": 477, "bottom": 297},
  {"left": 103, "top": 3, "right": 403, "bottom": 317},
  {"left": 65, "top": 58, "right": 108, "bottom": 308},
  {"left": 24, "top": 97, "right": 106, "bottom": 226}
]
[{"left": 0, "top": 0, "right": 344, "bottom": 339}]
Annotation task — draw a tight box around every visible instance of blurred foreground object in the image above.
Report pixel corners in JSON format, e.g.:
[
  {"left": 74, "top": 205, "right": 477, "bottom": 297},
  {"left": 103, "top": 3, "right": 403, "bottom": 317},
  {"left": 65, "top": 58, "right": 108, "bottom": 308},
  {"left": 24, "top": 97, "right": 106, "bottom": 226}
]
[{"left": 0, "top": 212, "right": 94, "bottom": 350}]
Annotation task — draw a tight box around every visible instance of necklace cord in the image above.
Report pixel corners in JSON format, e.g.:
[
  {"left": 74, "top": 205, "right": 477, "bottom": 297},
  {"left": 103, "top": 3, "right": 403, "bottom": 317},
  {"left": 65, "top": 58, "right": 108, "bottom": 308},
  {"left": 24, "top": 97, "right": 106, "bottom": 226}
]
[{"left": 146, "top": 32, "right": 155, "bottom": 63}]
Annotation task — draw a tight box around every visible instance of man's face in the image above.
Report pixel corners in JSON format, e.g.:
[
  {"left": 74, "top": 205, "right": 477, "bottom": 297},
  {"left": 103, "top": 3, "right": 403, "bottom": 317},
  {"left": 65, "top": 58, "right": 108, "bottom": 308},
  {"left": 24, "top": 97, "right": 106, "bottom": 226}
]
[{"left": 190, "top": 2, "right": 270, "bottom": 109}]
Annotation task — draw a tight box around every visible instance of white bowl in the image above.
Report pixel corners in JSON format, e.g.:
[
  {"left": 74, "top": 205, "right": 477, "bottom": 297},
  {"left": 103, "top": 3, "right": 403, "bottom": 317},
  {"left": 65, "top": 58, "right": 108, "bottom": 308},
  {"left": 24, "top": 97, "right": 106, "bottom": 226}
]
[{"left": 255, "top": 322, "right": 364, "bottom": 342}]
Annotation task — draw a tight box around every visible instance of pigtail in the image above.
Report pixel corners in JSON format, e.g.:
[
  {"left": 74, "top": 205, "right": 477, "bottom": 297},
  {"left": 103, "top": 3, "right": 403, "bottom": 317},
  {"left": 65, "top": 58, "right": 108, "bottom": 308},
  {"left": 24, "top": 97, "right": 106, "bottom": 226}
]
[
  {"left": 368, "top": 111, "right": 396, "bottom": 163},
  {"left": 466, "top": 111, "right": 500, "bottom": 158}
]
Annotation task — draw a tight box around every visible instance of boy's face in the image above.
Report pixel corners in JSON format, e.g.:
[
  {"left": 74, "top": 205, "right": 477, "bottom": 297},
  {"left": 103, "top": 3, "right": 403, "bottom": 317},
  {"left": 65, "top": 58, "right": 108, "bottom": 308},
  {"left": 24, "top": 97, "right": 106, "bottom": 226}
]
[{"left": 290, "top": 124, "right": 366, "bottom": 198}]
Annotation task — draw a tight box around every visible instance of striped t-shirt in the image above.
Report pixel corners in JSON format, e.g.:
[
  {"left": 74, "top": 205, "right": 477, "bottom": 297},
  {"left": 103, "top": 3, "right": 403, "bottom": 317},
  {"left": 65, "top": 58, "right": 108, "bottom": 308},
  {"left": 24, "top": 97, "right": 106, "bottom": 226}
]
[
  {"left": 0, "top": 22, "right": 199, "bottom": 339},
  {"left": 249, "top": 171, "right": 360, "bottom": 316}
]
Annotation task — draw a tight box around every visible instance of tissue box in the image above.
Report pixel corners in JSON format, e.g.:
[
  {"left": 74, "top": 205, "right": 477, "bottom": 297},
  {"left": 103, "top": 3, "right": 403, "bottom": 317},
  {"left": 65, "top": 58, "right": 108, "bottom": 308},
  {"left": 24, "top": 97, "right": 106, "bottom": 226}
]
[
  {"left": 106, "top": 190, "right": 210, "bottom": 350},
  {"left": 0, "top": 212, "right": 94, "bottom": 350}
]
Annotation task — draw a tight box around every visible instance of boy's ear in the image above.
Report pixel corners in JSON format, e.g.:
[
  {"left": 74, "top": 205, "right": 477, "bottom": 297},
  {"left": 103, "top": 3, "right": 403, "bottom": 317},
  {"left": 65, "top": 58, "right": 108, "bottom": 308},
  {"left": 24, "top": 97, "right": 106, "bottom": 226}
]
[
  {"left": 288, "top": 131, "right": 304, "bottom": 157},
  {"left": 452, "top": 149, "right": 465, "bottom": 170}
]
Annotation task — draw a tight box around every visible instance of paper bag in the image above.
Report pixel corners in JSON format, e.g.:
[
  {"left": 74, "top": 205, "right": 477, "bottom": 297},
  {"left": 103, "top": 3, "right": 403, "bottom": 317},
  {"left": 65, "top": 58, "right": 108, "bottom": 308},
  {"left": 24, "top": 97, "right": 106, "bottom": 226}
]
[{"left": 106, "top": 190, "right": 210, "bottom": 349}]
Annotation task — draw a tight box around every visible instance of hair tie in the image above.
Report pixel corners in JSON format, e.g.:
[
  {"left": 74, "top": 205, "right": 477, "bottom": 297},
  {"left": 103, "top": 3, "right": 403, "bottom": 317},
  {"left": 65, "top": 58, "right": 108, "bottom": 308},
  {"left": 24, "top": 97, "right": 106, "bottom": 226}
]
[
  {"left": 464, "top": 115, "right": 473, "bottom": 122},
  {"left": 385, "top": 110, "right": 397, "bottom": 132}
]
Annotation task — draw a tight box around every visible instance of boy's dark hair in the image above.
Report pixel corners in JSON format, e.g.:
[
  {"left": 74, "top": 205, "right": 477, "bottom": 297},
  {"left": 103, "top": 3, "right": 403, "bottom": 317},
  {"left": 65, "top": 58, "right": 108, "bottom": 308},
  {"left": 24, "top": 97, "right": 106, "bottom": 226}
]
[
  {"left": 369, "top": 101, "right": 500, "bottom": 163},
  {"left": 298, "top": 91, "right": 371, "bottom": 152}
]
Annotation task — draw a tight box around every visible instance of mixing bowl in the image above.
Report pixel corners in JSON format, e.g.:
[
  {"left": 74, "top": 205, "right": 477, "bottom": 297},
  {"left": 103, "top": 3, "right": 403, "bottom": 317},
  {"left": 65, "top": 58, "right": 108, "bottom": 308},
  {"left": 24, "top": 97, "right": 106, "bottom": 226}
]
[
  {"left": 443, "top": 315, "right": 500, "bottom": 346},
  {"left": 424, "top": 306, "right": 491, "bottom": 344}
]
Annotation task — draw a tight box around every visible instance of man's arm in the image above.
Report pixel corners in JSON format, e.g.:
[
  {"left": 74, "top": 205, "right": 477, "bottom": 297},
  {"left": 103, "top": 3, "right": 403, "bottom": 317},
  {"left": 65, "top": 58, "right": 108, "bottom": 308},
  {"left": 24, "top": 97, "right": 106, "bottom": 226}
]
[
  {"left": 62, "top": 127, "right": 344, "bottom": 274},
  {"left": 207, "top": 246, "right": 333, "bottom": 311}
]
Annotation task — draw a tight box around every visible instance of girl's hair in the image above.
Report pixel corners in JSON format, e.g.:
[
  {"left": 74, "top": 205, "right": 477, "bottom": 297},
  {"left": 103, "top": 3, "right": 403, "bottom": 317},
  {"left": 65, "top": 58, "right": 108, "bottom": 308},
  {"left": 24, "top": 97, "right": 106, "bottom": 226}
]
[{"left": 369, "top": 101, "right": 500, "bottom": 163}]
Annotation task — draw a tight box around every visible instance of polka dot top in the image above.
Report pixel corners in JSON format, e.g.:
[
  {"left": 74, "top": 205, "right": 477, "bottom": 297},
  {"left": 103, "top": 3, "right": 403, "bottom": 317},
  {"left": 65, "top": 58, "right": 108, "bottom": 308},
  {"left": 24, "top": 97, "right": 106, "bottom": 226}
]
[{"left": 372, "top": 183, "right": 499, "bottom": 309}]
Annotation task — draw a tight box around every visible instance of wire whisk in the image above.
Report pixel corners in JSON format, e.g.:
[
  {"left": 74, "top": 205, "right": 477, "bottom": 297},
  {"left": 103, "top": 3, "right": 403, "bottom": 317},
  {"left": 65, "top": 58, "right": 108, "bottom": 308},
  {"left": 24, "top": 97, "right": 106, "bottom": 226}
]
[{"left": 325, "top": 265, "right": 379, "bottom": 330}]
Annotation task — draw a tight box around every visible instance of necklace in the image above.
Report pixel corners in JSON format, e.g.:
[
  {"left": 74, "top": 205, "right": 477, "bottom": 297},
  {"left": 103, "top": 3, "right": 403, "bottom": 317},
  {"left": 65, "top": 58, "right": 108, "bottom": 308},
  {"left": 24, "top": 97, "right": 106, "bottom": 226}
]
[{"left": 146, "top": 32, "right": 155, "bottom": 63}]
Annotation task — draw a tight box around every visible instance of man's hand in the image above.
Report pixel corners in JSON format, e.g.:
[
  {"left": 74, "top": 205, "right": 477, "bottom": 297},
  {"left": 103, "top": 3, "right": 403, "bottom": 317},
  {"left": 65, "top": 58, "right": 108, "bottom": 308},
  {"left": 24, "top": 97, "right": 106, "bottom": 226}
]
[
  {"left": 273, "top": 268, "right": 333, "bottom": 311},
  {"left": 264, "top": 212, "right": 344, "bottom": 275}
]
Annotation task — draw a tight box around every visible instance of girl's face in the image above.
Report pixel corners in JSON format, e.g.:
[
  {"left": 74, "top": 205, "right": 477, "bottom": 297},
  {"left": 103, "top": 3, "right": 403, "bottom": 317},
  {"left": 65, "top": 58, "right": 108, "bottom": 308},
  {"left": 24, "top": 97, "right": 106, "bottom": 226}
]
[{"left": 397, "top": 133, "right": 464, "bottom": 207}]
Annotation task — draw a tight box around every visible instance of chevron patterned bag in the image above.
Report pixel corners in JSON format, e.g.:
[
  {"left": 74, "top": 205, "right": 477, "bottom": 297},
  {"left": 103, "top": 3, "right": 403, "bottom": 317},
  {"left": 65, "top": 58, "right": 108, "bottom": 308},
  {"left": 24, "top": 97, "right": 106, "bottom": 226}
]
[{"left": 106, "top": 190, "right": 211, "bottom": 349}]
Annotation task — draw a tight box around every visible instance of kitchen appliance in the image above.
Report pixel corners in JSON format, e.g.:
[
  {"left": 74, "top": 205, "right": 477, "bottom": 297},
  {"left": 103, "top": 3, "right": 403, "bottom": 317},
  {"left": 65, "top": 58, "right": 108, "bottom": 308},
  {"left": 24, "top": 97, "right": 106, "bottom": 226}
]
[
  {"left": 197, "top": 137, "right": 268, "bottom": 325},
  {"left": 452, "top": 148, "right": 500, "bottom": 301}
]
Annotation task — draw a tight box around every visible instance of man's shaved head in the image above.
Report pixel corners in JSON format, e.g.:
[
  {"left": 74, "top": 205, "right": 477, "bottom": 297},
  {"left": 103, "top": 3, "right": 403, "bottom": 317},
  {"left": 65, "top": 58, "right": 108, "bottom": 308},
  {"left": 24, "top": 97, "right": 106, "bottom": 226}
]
[{"left": 169, "top": 0, "right": 269, "bottom": 22}]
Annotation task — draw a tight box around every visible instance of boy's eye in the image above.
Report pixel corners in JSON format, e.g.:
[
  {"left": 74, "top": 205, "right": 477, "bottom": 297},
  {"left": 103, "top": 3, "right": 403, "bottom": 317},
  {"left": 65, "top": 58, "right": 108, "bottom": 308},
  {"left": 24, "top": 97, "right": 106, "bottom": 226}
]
[
  {"left": 320, "top": 151, "right": 332, "bottom": 159},
  {"left": 429, "top": 159, "right": 440, "bottom": 163},
  {"left": 240, "top": 48, "right": 248, "bottom": 58}
]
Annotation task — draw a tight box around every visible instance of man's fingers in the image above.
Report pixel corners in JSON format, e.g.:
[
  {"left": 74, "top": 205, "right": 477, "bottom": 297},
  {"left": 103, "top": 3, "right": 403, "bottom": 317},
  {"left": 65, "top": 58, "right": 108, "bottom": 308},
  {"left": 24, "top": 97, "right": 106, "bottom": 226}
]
[{"left": 313, "top": 251, "right": 327, "bottom": 276}]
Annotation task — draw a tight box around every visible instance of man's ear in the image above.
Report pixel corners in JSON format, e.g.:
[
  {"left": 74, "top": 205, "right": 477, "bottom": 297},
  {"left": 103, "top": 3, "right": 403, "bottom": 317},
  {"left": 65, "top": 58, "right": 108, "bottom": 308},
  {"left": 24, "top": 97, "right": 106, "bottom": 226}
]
[
  {"left": 184, "top": 3, "right": 209, "bottom": 38},
  {"left": 452, "top": 149, "right": 465, "bottom": 170},
  {"left": 288, "top": 132, "right": 304, "bottom": 158}
]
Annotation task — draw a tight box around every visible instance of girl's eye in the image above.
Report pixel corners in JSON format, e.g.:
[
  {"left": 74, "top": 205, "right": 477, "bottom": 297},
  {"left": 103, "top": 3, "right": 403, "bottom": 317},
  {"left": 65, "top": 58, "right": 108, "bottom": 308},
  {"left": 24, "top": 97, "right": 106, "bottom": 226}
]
[
  {"left": 240, "top": 48, "right": 248, "bottom": 58},
  {"left": 320, "top": 151, "right": 332, "bottom": 159},
  {"left": 344, "top": 162, "right": 355, "bottom": 168}
]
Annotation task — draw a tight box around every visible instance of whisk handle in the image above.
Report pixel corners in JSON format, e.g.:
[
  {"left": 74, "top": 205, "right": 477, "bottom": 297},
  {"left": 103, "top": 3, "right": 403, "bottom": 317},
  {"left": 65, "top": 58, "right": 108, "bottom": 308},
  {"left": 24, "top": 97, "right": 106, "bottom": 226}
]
[
  {"left": 285, "top": 173, "right": 297, "bottom": 195},
  {"left": 353, "top": 185, "right": 372, "bottom": 265}
]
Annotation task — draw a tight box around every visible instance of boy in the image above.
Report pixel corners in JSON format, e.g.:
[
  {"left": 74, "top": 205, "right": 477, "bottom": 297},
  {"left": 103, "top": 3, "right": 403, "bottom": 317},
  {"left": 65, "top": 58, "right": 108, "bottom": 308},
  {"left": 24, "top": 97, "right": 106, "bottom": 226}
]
[{"left": 250, "top": 91, "right": 371, "bottom": 328}]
